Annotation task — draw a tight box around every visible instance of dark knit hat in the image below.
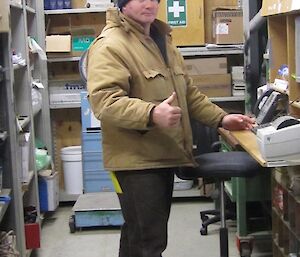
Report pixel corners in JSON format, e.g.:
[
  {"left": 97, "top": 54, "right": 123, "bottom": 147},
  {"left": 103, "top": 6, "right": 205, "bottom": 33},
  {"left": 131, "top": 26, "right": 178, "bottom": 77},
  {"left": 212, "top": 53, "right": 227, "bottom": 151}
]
[
  {"left": 117, "top": 0, "right": 131, "bottom": 10},
  {"left": 117, "top": 0, "right": 160, "bottom": 10}
]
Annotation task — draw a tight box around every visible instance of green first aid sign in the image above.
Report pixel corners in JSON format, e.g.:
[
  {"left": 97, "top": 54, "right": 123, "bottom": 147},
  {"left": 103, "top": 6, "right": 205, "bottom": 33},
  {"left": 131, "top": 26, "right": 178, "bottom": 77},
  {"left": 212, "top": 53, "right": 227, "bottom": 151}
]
[{"left": 166, "top": 0, "right": 187, "bottom": 27}]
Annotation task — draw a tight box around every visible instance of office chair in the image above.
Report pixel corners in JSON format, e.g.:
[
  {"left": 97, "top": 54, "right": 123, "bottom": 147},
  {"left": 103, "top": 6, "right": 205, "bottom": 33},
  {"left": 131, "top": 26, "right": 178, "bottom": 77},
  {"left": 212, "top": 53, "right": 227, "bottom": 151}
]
[
  {"left": 176, "top": 122, "right": 264, "bottom": 257},
  {"left": 190, "top": 122, "right": 236, "bottom": 236}
]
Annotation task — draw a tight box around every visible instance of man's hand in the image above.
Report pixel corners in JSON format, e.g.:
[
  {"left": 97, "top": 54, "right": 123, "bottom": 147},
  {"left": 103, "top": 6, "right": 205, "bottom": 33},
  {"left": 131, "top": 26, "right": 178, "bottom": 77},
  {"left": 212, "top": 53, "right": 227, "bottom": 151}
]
[
  {"left": 152, "top": 92, "right": 182, "bottom": 128},
  {"left": 221, "top": 114, "right": 255, "bottom": 131}
]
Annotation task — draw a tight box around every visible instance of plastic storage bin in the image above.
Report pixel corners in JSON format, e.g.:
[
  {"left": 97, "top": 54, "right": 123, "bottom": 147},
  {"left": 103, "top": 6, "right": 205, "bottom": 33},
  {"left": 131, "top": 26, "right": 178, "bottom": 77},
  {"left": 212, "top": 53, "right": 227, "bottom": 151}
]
[
  {"left": 61, "top": 146, "right": 83, "bottom": 194},
  {"left": 38, "top": 171, "right": 59, "bottom": 212},
  {"left": 24, "top": 223, "right": 40, "bottom": 249}
]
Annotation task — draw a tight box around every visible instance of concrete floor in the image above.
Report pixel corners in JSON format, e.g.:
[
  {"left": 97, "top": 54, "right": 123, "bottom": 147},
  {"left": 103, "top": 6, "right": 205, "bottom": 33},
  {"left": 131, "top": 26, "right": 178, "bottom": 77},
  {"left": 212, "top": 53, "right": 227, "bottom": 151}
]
[{"left": 32, "top": 197, "right": 272, "bottom": 257}]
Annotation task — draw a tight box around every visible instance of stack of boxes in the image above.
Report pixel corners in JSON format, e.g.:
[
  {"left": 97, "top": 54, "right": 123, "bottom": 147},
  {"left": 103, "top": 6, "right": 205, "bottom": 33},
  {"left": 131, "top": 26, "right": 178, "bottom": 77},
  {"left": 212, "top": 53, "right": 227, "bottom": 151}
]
[
  {"left": 184, "top": 57, "right": 231, "bottom": 97},
  {"left": 80, "top": 92, "right": 114, "bottom": 193}
]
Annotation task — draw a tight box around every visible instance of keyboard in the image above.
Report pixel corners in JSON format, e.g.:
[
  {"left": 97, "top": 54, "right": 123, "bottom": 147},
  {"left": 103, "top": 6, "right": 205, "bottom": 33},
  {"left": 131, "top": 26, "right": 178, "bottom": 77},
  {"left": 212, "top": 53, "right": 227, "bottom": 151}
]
[{"left": 251, "top": 122, "right": 272, "bottom": 135}]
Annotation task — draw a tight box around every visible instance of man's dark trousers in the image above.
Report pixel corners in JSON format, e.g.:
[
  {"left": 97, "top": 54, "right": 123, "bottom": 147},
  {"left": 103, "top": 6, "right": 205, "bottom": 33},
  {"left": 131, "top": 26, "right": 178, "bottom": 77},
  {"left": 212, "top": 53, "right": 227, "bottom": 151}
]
[{"left": 115, "top": 168, "right": 175, "bottom": 257}]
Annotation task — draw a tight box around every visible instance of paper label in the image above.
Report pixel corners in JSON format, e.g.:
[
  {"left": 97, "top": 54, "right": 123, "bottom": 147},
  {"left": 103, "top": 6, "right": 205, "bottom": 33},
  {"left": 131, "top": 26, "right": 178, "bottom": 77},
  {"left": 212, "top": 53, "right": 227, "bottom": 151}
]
[{"left": 216, "top": 23, "right": 229, "bottom": 35}]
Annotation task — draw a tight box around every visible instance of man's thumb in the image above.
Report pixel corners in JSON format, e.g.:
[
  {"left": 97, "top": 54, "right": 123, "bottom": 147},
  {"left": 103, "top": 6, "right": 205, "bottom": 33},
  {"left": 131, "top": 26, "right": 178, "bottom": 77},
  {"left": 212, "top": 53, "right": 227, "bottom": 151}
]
[{"left": 164, "top": 92, "right": 176, "bottom": 105}]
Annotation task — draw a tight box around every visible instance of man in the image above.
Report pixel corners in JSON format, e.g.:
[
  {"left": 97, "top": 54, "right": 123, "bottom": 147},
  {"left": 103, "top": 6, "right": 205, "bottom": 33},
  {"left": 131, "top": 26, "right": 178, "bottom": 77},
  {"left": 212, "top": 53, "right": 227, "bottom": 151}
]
[{"left": 87, "top": 1, "right": 254, "bottom": 257}]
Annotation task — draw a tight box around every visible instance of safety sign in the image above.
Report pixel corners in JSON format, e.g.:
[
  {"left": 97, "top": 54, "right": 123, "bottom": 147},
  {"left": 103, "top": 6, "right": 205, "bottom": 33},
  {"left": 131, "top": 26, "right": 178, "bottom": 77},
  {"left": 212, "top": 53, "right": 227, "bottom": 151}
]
[{"left": 166, "top": 0, "right": 187, "bottom": 27}]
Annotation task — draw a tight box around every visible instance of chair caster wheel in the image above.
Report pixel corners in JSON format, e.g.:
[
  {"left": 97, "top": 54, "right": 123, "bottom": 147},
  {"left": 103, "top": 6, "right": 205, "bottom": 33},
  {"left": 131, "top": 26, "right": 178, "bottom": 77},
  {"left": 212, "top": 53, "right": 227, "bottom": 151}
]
[
  {"left": 201, "top": 214, "right": 209, "bottom": 222},
  {"left": 239, "top": 242, "right": 252, "bottom": 257},
  {"left": 200, "top": 226, "right": 207, "bottom": 235},
  {"left": 69, "top": 215, "right": 76, "bottom": 233},
  {"left": 236, "top": 236, "right": 254, "bottom": 257}
]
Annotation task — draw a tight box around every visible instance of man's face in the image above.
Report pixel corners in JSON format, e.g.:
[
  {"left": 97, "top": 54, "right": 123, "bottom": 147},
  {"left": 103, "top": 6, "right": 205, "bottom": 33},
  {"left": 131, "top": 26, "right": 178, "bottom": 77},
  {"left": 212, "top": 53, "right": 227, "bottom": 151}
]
[{"left": 122, "top": 0, "right": 159, "bottom": 28}]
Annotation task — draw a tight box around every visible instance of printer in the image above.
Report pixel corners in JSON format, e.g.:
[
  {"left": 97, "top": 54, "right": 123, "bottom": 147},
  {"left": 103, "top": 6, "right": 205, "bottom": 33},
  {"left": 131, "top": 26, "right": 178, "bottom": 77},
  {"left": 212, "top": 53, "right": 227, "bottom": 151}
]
[{"left": 256, "top": 115, "right": 300, "bottom": 162}]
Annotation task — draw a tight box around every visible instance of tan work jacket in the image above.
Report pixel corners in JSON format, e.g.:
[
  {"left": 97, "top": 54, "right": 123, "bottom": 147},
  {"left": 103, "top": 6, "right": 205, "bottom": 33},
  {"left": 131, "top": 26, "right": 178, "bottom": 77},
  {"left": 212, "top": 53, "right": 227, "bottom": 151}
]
[{"left": 87, "top": 8, "right": 227, "bottom": 171}]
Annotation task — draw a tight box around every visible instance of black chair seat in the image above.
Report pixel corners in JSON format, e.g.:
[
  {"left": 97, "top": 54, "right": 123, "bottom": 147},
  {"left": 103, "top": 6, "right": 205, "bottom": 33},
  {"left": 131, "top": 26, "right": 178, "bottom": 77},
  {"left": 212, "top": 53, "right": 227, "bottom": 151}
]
[{"left": 176, "top": 151, "right": 263, "bottom": 180}]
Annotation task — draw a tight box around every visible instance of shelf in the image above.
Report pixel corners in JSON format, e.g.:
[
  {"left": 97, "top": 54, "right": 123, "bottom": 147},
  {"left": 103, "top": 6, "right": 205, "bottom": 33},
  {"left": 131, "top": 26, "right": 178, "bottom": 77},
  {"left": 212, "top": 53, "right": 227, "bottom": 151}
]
[
  {"left": 50, "top": 102, "right": 81, "bottom": 109},
  {"left": 210, "top": 96, "right": 245, "bottom": 102},
  {"left": 26, "top": 6, "right": 36, "bottom": 14},
  {"left": 10, "top": 1, "right": 23, "bottom": 9},
  {"left": 22, "top": 170, "right": 34, "bottom": 194},
  {"left": 272, "top": 206, "right": 300, "bottom": 244},
  {"left": 13, "top": 63, "right": 27, "bottom": 70},
  {"left": 47, "top": 56, "right": 81, "bottom": 63},
  {"left": 0, "top": 189, "right": 12, "bottom": 223},
  {"left": 44, "top": 7, "right": 108, "bottom": 15},
  {"left": 48, "top": 96, "right": 245, "bottom": 109},
  {"left": 179, "top": 45, "right": 244, "bottom": 57},
  {"left": 47, "top": 45, "right": 244, "bottom": 62},
  {"left": 17, "top": 116, "right": 30, "bottom": 130}
]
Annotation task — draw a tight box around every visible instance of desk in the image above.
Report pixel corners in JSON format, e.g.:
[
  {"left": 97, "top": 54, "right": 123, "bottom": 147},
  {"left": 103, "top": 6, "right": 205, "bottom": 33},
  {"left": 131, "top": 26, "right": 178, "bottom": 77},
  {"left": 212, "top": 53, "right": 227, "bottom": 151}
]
[
  {"left": 220, "top": 128, "right": 300, "bottom": 256},
  {"left": 218, "top": 128, "right": 272, "bottom": 253},
  {"left": 219, "top": 128, "right": 267, "bottom": 166}
]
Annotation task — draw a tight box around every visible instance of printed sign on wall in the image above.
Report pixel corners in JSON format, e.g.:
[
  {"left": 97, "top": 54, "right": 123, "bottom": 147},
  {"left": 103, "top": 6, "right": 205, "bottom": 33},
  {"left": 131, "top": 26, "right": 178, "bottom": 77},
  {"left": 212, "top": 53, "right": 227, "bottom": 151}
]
[{"left": 166, "top": 0, "right": 187, "bottom": 27}]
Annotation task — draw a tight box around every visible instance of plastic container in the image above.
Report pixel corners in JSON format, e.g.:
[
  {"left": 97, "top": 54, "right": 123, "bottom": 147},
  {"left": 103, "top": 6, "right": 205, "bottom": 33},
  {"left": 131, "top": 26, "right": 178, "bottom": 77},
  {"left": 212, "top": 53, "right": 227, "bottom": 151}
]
[
  {"left": 56, "top": 0, "right": 64, "bottom": 9},
  {"left": 38, "top": 171, "right": 59, "bottom": 212},
  {"left": 63, "top": 0, "right": 71, "bottom": 8},
  {"left": 173, "top": 175, "right": 193, "bottom": 191},
  {"left": 24, "top": 223, "right": 40, "bottom": 249},
  {"left": 61, "top": 146, "right": 83, "bottom": 195},
  {"left": 44, "top": 0, "right": 50, "bottom": 10},
  {"left": 49, "top": 0, "right": 57, "bottom": 9}
]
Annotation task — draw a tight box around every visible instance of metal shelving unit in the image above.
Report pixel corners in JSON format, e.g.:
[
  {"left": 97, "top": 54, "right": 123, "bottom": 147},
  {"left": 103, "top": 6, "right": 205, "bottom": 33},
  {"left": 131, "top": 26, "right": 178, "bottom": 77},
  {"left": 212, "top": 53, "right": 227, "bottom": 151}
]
[{"left": 0, "top": 0, "right": 52, "bottom": 255}]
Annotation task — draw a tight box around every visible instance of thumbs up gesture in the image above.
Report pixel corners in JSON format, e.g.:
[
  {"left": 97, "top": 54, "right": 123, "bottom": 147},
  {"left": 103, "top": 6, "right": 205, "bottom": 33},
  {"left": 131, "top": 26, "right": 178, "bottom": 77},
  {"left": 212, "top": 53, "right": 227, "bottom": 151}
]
[{"left": 151, "top": 92, "right": 182, "bottom": 128}]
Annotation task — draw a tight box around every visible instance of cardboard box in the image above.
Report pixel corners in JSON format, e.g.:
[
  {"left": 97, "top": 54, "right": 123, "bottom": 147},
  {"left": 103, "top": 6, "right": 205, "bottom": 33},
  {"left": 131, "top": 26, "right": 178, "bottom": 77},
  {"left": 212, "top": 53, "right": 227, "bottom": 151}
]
[
  {"left": 45, "top": 12, "right": 105, "bottom": 57},
  {"left": 192, "top": 73, "right": 232, "bottom": 97},
  {"left": 157, "top": 0, "right": 205, "bottom": 46},
  {"left": 0, "top": 0, "right": 9, "bottom": 33},
  {"left": 204, "top": 0, "right": 238, "bottom": 43},
  {"left": 46, "top": 35, "right": 71, "bottom": 52},
  {"left": 72, "top": 0, "right": 86, "bottom": 8},
  {"left": 261, "top": 0, "right": 300, "bottom": 16},
  {"left": 184, "top": 57, "right": 227, "bottom": 75},
  {"left": 72, "top": 28, "right": 95, "bottom": 54},
  {"left": 212, "top": 9, "right": 243, "bottom": 44}
]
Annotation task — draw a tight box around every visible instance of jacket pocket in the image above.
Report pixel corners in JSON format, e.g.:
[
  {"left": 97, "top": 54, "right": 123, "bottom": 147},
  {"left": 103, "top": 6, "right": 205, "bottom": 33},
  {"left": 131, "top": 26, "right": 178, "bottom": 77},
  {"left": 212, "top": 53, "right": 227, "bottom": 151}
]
[
  {"left": 142, "top": 69, "right": 167, "bottom": 79},
  {"left": 141, "top": 69, "right": 173, "bottom": 102}
]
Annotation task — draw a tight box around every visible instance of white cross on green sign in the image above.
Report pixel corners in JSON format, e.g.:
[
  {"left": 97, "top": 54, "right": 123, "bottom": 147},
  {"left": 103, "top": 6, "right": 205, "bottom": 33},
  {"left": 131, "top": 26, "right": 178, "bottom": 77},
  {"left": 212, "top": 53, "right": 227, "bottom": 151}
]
[{"left": 166, "top": 0, "right": 187, "bottom": 27}]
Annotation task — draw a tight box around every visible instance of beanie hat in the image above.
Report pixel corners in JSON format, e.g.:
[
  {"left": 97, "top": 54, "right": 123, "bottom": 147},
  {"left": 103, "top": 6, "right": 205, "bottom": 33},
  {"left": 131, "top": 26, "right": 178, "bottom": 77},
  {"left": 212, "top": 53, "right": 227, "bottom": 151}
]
[
  {"left": 117, "top": 0, "right": 160, "bottom": 10},
  {"left": 117, "top": 0, "right": 130, "bottom": 10}
]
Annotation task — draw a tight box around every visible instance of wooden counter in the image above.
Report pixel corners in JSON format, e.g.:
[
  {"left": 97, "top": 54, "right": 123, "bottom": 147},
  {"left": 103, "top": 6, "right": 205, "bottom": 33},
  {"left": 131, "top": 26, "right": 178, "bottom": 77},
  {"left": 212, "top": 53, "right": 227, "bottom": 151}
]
[{"left": 218, "top": 128, "right": 267, "bottom": 167}]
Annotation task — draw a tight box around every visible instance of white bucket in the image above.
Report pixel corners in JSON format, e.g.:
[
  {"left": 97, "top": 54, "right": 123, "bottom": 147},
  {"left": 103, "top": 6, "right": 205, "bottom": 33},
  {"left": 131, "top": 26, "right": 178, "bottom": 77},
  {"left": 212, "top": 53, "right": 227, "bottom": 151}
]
[{"left": 60, "top": 146, "right": 83, "bottom": 195}]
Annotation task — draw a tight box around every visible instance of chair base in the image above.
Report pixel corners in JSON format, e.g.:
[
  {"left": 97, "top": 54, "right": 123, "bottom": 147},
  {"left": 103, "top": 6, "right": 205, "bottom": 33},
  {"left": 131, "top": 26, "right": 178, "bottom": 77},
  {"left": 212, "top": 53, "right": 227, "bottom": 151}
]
[{"left": 200, "top": 209, "right": 236, "bottom": 235}]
